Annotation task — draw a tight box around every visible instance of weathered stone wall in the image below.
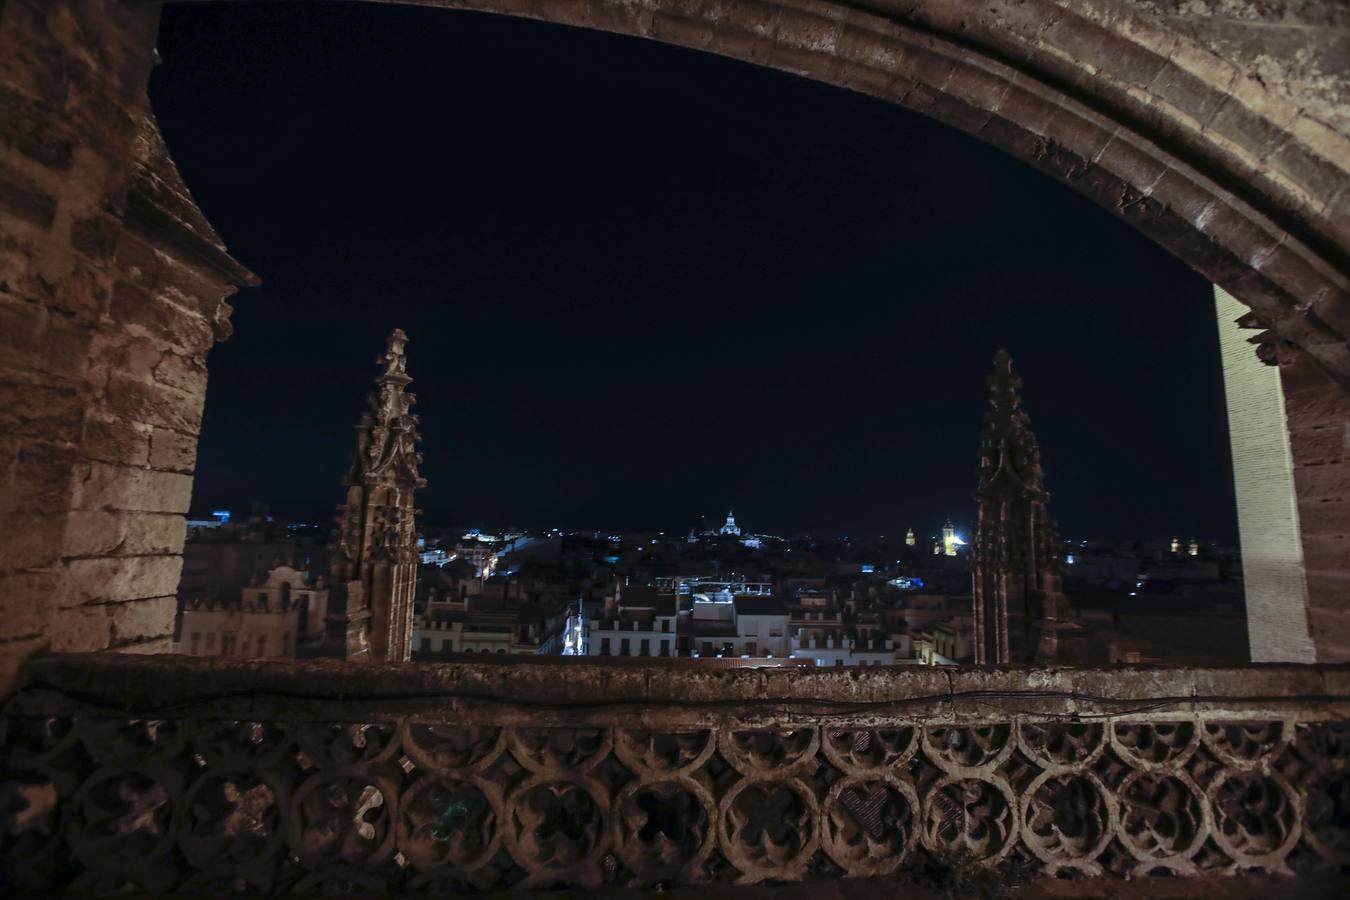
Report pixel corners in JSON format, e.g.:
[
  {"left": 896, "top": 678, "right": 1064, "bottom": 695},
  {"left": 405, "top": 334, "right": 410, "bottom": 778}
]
[
  {"left": 0, "top": 1, "right": 252, "bottom": 690},
  {"left": 1281, "top": 342, "right": 1350, "bottom": 661},
  {"left": 0, "top": 0, "right": 166, "bottom": 686},
  {"left": 1129, "top": 0, "right": 1349, "bottom": 134}
]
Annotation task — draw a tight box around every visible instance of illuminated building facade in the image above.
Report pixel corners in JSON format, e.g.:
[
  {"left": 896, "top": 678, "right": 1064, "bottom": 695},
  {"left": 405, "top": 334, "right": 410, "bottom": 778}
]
[
  {"left": 971, "top": 351, "right": 1068, "bottom": 664},
  {"left": 588, "top": 585, "right": 678, "bottom": 657},
  {"left": 177, "top": 566, "right": 326, "bottom": 659},
  {"left": 719, "top": 510, "right": 742, "bottom": 536},
  {"left": 942, "top": 519, "right": 963, "bottom": 556},
  {"left": 323, "top": 330, "right": 426, "bottom": 662},
  {"left": 905, "top": 527, "right": 916, "bottom": 546},
  {"left": 690, "top": 594, "right": 790, "bottom": 658}
]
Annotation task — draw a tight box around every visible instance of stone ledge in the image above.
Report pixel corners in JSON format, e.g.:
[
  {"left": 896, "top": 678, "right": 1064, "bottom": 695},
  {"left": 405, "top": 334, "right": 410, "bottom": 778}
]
[
  {"left": 9, "top": 654, "right": 1349, "bottom": 725},
  {"left": 4, "top": 656, "right": 1347, "bottom": 892}
]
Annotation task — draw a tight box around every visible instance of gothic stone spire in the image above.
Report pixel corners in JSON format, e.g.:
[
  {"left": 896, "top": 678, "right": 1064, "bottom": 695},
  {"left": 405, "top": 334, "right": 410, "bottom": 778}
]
[
  {"left": 978, "top": 349, "right": 1044, "bottom": 496},
  {"left": 972, "top": 350, "right": 1066, "bottom": 664},
  {"left": 324, "top": 329, "right": 426, "bottom": 662}
]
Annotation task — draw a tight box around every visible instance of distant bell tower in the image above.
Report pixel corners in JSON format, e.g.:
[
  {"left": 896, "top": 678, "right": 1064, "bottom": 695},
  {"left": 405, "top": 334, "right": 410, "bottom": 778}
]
[
  {"left": 942, "top": 520, "right": 958, "bottom": 556},
  {"left": 905, "top": 527, "right": 916, "bottom": 547},
  {"left": 971, "top": 351, "right": 1067, "bottom": 665},
  {"left": 323, "top": 329, "right": 427, "bottom": 662}
]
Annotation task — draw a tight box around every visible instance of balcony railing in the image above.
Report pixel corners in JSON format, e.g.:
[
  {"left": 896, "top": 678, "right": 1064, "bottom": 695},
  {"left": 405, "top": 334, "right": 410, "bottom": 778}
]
[{"left": 2, "top": 656, "right": 1348, "bottom": 893}]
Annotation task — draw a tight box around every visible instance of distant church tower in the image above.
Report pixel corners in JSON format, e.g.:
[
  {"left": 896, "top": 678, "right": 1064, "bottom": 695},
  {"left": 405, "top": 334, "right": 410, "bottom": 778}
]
[
  {"left": 972, "top": 351, "right": 1067, "bottom": 665},
  {"left": 942, "top": 520, "right": 958, "bottom": 556},
  {"left": 905, "top": 528, "right": 916, "bottom": 547},
  {"left": 323, "top": 329, "right": 426, "bottom": 662}
]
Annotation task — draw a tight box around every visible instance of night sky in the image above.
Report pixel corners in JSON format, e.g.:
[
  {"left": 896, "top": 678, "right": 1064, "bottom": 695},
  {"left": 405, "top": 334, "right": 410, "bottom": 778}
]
[{"left": 150, "top": 2, "right": 1236, "bottom": 542}]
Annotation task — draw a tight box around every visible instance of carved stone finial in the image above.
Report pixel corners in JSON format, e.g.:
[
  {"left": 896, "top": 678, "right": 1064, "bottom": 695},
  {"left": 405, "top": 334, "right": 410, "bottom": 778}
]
[
  {"left": 972, "top": 351, "right": 1067, "bottom": 665},
  {"left": 322, "top": 329, "right": 425, "bottom": 662}
]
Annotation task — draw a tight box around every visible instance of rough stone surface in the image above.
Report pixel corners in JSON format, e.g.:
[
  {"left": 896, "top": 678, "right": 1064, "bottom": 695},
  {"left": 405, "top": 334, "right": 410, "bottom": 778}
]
[
  {"left": 1279, "top": 343, "right": 1350, "bottom": 661},
  {"left": 0, "top": 2, "right": 254, "bottom": 682},
  {"left": 2, "top": 656, "right": 1348, "bottom": 892}
]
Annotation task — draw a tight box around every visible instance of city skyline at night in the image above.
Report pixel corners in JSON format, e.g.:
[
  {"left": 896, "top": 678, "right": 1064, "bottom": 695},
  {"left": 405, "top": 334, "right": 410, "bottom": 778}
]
[{"left": 153, "top": 2, "right": 1235, "bottom": 543}]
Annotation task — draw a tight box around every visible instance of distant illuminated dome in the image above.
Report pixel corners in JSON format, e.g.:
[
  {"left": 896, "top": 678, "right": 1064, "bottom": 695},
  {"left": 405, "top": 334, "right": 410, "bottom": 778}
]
[
  {"left": 905, "top": 528, "right": 915, "bottom": 547},
  {"left": 720, "top": 510, "right": 741, "bottom": 537},
  {"left": 1188, "top": 538, "right": 1199, "bottom": 557},
  {"left": 1171, "top": 536, "right": 1180, "bottom": 554}
]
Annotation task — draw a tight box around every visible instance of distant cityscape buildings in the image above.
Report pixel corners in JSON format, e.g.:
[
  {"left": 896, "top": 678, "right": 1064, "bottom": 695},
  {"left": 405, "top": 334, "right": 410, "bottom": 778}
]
[
  {"left": 177, "top": 566, "right": 327, "bottom": 659},
  {"left": 174, "top": 349, "right": 1248, "bottom": 671}
]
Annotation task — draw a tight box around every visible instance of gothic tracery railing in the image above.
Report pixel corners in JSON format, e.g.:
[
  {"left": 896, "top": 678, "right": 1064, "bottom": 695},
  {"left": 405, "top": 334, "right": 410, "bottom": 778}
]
[{"left": 2, "top": 657, "right": 1347, "bottom": 892}]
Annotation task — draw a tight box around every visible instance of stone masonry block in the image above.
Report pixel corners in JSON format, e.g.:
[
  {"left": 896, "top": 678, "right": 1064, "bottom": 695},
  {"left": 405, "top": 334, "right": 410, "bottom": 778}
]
[
  {"left": 61, "top": 554, "right": 182, "bottom": 608},
  {"left": 40, "top": 312, "right": 96, "bottom": 381},
  {"left": 0, "top": 160, "right": 59, "bottom": 230},
  {"left": 49, "top": 604, "right": 110, "bottom": 654},
  {"left": 1298, "top": 497, "right": 1349, "bottom": 536},
  {"left": 104, "top": 371, "right": 204, "bottom": 434},
  {"left": 117, "top": 233, "right": 231, "bottom": 318},
  {"left": 0, "top": 434, "right": 17, "bottom": 486},
  {"left": 5, "top": 443, "right": 79, "bottom": 512},
  {"left": 0, "top": 376, "right": 84, "bottom": 440},
  {"left": 1302, "top": 534, "right": 1350, "bottom": 572},
  {"left": 44, "top": 262, "right": 114, "bottom": 321},
  {"left": 1294, "top": 461, "right": 1350, "bottom": 502},
  {"left": 110, "top": 594, "right": 175, "bottom": 644},
  {"left": 88, "top": 331, "right": 163, "bottom": 382},
  {"left": 62, "top": 508, "right": 126, "bottom": 557},
  {"left": 1308, "top": 606, "right": 1350, "bottom": 661},
  {"left": 0, "top": 635, "right": 46, "bottom": 695},
  {"left": 0, "top": 84, "right": 74, "bottom": 170},
  {"left": 149, "top": 427, "right": 197, "bottom": 473},
  {"left": 0, "top": 293, "right": 46, "bottom": 372},
  {"left": 74, "top": 461, "right": 192, "bottom": 514},
  {"left": 122, "top": 512, "right": 185, "bottom": 556},
  {"left": 0, "top": 511, "right": 65, "bottom": 571},
  {"left": 82, "top": 414, "right": 151, "bottom": 467},
  {"left": 110, "top": 279, "right": 213, "bottom": 354},
  {"left": 70, "top": 213, "right": 122, "bottom": 262},
  {"left": 115, "top": 635, "right": 174, "bottom": 654},
  {"left": 1290, "top": 422, "right": 1350, "bottom": 467},
  {"left": 0, "top": 569, "right": 57, "bottom": 639},
  {"left": 152, "top": 351, "right": 207, "bottom": 396}
]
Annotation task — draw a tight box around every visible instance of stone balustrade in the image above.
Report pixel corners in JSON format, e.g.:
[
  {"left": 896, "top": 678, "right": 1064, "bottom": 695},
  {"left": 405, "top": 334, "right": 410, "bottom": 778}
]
[{"left": 2, "top": 656, "right": 1347, "bottom": 893}]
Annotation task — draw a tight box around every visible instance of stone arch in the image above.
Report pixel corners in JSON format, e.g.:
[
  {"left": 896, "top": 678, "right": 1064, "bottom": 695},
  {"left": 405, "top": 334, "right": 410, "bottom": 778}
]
[{"left": 0, "top": 0, "right": 1346, "bottom": 680}]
